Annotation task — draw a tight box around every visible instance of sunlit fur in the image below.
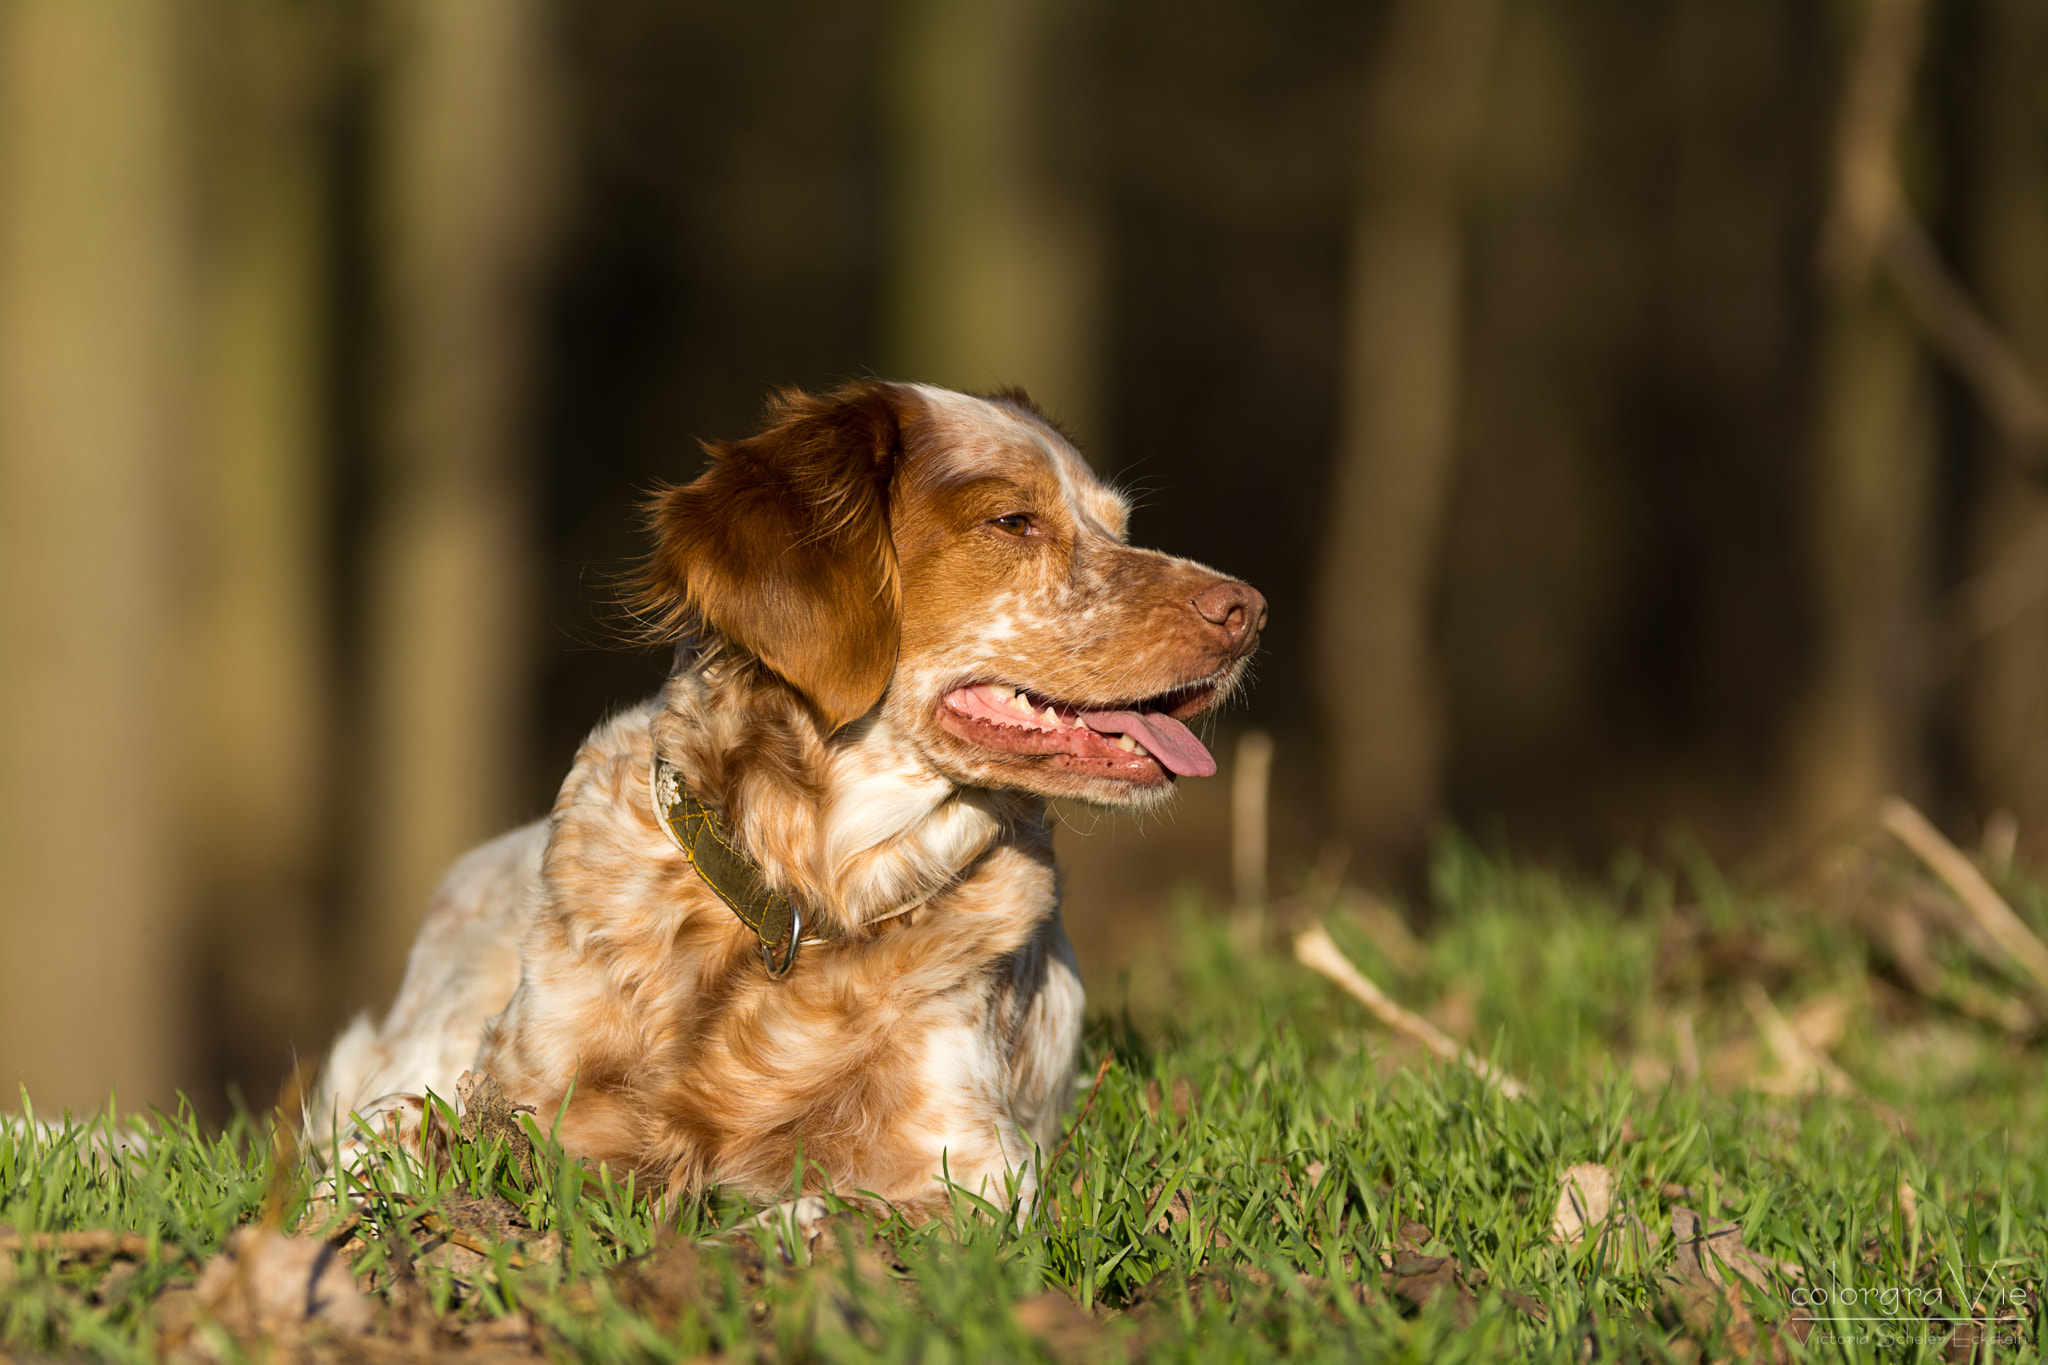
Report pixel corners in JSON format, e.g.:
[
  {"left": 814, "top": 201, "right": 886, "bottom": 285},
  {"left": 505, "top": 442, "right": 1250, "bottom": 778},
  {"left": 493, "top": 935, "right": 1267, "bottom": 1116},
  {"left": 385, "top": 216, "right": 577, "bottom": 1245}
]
[{"left": 313, "top": 381, "right": 1261, "bottom": 1217}]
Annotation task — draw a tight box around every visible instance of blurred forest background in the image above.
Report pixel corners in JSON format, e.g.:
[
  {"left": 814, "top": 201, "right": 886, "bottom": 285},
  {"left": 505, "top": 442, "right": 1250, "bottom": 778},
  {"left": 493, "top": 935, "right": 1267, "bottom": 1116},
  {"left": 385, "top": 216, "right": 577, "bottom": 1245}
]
[{"left": 3, "top": 0, "right": 2047, "bottom": 1118}]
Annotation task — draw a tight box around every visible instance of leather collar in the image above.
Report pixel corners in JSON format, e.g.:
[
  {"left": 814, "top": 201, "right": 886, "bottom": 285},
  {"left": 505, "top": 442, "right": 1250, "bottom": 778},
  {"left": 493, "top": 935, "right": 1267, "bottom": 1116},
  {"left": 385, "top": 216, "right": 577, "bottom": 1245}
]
[{"left": 651, "top": 754, "right": 814, "bottom": 977}]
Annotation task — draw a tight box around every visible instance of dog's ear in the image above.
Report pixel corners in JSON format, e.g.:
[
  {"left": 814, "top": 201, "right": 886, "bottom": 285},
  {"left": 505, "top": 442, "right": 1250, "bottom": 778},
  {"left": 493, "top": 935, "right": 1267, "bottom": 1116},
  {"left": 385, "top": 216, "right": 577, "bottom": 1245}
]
[{"left": 637, "top": 383, "right": 906, "bottom": 731}]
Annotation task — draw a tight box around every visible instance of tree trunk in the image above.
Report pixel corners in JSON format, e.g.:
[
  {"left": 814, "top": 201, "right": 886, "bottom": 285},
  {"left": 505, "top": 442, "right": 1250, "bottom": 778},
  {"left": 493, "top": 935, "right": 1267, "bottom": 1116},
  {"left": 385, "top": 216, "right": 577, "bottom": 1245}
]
[
  {"left": 352, "top": 0, "right": 554, "bottom": 1007},
  {"left": 1958, "top": 0, "right": 2048, "bottom": 855},
  {"left": 0, "top": 0, "right": 192, "bottom": 1112},
  {"left": 888, "top": 0, "right": 1102, "bottom": 445},
  {"left": 1783, "top": 0, "right": 1935, "bottom": 846},
  {"left": 1788, "top": 290, "right": 1933, "bottom": 841},
  {"left": 181, "top": 4, "right": 339, "bottom": 1105},
  {"left": 1314, "top": 0, "right": 1500, "bottom": 867}
]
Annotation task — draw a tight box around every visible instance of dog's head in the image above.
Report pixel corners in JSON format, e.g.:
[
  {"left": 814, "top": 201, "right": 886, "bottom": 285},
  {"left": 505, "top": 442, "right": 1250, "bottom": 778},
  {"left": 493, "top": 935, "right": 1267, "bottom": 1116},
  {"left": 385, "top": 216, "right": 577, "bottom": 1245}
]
[{"left": 638, "top": 381, "right": 1265, "bottom": 807}]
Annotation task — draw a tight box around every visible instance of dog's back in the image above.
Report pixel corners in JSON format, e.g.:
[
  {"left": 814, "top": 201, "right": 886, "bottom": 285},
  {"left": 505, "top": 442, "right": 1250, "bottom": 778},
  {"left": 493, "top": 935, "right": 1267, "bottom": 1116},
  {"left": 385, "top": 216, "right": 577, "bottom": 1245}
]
[{"left": 316, "top": 818, "right": 544, "bottom": 1129}]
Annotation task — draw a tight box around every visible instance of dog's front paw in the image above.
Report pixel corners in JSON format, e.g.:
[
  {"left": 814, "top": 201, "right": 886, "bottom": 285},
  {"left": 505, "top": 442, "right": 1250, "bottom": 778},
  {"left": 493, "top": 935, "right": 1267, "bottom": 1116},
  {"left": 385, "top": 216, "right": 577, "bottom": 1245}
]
[
  {"left": 743, "top": 1194, "right": 836, "bottom": 1261},
  {"left": 347, "top": 1091, "right": 456, "bottom": 1163},
  {"left": 305, "top": 1091, "right": 456, "bottom": 1216}
]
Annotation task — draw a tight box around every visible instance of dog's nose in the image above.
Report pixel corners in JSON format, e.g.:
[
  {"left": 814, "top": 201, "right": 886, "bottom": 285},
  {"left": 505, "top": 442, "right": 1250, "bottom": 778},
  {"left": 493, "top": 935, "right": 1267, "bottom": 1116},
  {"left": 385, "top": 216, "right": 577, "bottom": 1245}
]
[{"left": 1190, "top": 580, "right": 1266, "bottom": 649}]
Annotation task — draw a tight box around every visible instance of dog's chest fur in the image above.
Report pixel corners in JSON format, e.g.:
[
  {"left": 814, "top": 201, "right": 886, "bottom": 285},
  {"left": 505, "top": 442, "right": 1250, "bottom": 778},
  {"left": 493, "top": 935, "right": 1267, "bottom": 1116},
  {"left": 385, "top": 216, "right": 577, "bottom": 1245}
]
[{"left": 469, "top": 685, "right": 1080, "bottom": 1203}]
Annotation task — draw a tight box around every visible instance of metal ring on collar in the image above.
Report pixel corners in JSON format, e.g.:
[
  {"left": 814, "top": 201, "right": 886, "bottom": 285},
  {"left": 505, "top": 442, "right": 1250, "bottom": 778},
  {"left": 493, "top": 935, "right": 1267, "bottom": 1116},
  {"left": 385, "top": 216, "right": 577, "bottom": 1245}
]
[{"left": 761, "top": 902, "right": 803, "bottom": 979}]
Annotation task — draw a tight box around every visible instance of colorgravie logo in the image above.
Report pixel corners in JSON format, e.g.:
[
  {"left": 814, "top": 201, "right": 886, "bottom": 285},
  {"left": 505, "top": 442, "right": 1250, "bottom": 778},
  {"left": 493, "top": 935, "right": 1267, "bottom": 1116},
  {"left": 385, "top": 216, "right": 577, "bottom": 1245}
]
[{"left": 1790, "top": 1266, "right": 2030, "bottom": 1323}]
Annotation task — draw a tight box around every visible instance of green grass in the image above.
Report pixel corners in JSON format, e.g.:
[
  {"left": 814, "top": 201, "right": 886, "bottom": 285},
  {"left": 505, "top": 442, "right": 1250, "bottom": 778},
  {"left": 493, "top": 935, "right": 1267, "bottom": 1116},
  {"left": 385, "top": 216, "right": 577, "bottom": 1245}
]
[{"left": 4, "top": 836, "right": 2044, "bottom": 1361}]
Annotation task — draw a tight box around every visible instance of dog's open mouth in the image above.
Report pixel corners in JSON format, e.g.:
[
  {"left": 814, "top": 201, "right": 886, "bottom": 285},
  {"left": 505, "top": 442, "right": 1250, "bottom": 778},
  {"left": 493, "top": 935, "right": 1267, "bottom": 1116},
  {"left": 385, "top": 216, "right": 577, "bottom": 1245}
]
[{"left": 937, "top": 681, "right": 1219, "bottom": 780}]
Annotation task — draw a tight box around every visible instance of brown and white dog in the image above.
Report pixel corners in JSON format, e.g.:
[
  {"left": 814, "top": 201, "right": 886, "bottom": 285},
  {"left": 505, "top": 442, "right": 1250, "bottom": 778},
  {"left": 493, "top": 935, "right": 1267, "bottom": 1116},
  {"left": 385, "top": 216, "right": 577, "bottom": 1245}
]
[{"left": 313, "top": 381, "right": 1264, "bottom": 1217}]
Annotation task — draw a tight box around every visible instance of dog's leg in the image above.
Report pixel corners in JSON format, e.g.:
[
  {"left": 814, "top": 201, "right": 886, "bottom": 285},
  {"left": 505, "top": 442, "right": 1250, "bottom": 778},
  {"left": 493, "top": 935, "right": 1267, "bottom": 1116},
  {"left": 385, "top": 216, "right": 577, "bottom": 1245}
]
[
  {"left": 968, "top": 1122, "right": 1044, "bottom": 1225},
  {"left": 1004, "top": 914, "right": 1087, "bottom": 1155},
  {"left": 738, "top": 1195, "right": 838, "bottom": 1259}
]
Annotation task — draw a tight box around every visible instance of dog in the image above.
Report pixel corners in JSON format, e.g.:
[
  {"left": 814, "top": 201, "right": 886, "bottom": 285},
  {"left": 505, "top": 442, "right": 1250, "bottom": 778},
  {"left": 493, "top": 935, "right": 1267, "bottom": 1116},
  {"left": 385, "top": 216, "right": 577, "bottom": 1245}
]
[{"left": 313, "top": 381, "right": 1264, "bottom": 1217}]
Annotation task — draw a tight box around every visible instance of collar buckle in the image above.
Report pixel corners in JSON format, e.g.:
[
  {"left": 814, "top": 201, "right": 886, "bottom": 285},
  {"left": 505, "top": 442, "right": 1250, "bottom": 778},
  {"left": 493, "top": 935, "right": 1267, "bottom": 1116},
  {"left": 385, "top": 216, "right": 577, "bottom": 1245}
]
[{"left": 653, "top": 752, "right": 809, "bottom": 980}]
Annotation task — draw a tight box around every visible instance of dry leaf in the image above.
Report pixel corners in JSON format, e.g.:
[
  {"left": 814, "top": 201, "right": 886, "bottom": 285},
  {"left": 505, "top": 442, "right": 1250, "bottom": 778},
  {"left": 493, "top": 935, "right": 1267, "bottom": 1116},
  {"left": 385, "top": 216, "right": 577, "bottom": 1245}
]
[
  {"left": 419, "top": 1185, "right": 552, "bottom": 1274},
  {"left": 1144, "top": 1185, "right": 1197, "bottom": 1235},
  {"left": 437, "top": 1188, "right": 532, "bottom": 1243},
  {"left": 1550, "top": 1163, "right": 1616, "bottom": 1247},
  {"left": 1014, "top": 1288, "right": 1125, "bottom": 1363},
  {"left": 1788, "top": 993, "right": 1852, "bottom": 1054},
  {"left": 598, "top": 1238, "right": 712, "bottom": 1329},
  {"left": 342, "top": 1184, "right": 548, "bottom": 1302},
  {"left": 1389, "top": 1254, "right": 1476, "bottom": 1325},
  {"left": 93, "top": 1259, "right": 141, "bottom": 1306},
  {"left": 805, "top": 1217, "right": 908, "bottom": 1286},
  {"left": 1662, "top": 1207, "right": 1802, "bottom": 1363},
  {"left": 1670, "top": 1206, "right": 1793, "bottom": 1293},
  {"left": 592, "top": 1229, "right": 767, "bottom": 1330},
  {"left": 192, "top": 1227, "right": 375, "bottom": 1342}
]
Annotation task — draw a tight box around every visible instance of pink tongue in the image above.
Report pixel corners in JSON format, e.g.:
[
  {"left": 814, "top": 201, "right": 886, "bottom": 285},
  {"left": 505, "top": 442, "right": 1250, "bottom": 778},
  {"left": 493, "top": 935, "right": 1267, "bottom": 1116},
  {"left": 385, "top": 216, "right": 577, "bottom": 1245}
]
[{"left": 1079, "top": 710, "right": 1217, "bottom": 777}]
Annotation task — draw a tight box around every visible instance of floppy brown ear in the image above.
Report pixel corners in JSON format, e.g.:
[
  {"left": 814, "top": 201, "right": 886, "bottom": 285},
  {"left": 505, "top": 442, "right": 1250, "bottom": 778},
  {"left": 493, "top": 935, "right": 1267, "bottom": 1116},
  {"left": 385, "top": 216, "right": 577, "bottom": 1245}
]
[{"left": 637, "top": 382, "right": 906, "bottom": 731}]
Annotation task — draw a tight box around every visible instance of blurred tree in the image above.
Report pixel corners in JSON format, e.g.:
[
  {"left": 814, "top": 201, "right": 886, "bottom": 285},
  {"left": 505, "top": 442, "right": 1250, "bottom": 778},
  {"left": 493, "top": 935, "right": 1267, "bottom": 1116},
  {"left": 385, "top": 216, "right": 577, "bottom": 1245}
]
[
  {"left": 1786, "top": 0, "right": 1935, "bottom": 846},
  {"left": 1959, "top": 0, "right": 2048, "bottom": 853},
  {"left": 1314, "top": 0, "right": 1499, "bottom": 867},
  {"left": 0, "top": 0, "right": 193, "bottom": 1112},
  {"left": 353, "top": 0, "right": 556, "bottom": 1005},
  {"left": 181, "top": 0, "right": 344, "bottom": 1108},
  {"left": 4, "top": 0, "right": 2046, "bottom": 1116},
  {"left": 533, "top": 0, "right": 889, "bottom": 785},
  {"left": 888, "top": 0, "right": 1103, "bottom": 444}
]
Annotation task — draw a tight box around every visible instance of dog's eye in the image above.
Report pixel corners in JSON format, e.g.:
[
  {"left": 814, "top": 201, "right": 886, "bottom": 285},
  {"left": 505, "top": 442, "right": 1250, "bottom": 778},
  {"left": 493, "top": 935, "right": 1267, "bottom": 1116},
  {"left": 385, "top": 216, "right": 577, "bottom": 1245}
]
[{"left": 990, "top": 513, "right": 1034, "bottom": 537}]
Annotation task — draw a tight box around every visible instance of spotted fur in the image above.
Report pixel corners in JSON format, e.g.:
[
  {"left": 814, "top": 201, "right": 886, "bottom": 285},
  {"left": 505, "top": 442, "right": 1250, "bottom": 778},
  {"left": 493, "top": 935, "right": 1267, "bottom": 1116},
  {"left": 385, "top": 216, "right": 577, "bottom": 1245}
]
[{"left": 314, "top": 382, "right": 1264, "bottom": 1216}]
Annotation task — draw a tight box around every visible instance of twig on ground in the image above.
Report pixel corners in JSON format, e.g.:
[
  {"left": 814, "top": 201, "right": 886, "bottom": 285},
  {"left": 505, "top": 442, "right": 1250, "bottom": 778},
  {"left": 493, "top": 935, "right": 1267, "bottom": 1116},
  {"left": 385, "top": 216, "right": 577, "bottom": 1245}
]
[
  {"left": 1337, "top": 887, "right": 1429, "bottom": 975},
  {"left": 1741, "top": 983, "right": 1854, "bottom": 1097},
  {"left": 1738, "top": 982, "right": 1912, "bottom": 1131},
  {"left": 1876, "top": 904, "right": 2034, "bottom": 1034},
  {"left": 0, "top": 1229, "right": 166, "bottom": 1260},
  {"left": 414, "top": 1211, "right": 529, "bottom": 1269},
  {"left": 1045, "top": 1053, "right": 1115, "bottom": 1173},
  {"left": 1294, "top": 924, "right": 1528, "bottom": 1100},
  {"left": 1881, "top": 797, "right": 2048, "bottom": 1000}
]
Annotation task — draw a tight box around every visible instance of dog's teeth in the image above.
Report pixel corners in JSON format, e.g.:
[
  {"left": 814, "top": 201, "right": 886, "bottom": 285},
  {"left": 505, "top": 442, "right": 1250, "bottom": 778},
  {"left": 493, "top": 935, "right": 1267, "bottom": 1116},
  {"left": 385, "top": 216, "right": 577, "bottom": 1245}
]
[
  {"left": 1132, "top": 741, "right": 1149, "bottom": 757},
  {"left": 1073, "top": 714, "right": 1089, "bottom": 729},
  {"left": 987, "top": 684, "right": 1015, "bottom": 702},
  {"left": 1116, "top": 734, "right": 1137, "bottom": 752},
  {"left": 1043, "top": 706, "right": 1060, "bottom": 725}
]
